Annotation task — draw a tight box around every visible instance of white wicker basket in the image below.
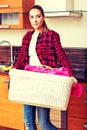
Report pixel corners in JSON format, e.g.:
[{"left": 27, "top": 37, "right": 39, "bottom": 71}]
[{"left": 8, "top": 69, "right": 74, "bottom": 110}]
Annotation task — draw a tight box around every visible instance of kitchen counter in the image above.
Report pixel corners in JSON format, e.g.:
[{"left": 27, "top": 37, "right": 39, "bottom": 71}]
[{"left": 0, "top": 71, "right": 9, "bottom": 75}]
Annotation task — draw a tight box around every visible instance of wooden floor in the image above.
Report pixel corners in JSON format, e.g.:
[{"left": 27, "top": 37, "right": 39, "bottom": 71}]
[
  {"left": 0, "top": 126, "right": 15, "bottom": 130},
  {"left": 0, "top": 127, "right": 17, "bottom": 130},
  {"left": 0, "top": 126, "right": 64, "bottom": 130}
]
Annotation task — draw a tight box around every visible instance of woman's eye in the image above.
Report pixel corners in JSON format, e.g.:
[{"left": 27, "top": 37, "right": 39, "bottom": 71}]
[
  {"left": 37, "top": 15, "right": 41, "bottom": 18},
  {"left": 29, "top": 15, "right": 41, "bottom": 19},
  {"left": 30, "top": 16, "right": 34, "bottom": 19}
]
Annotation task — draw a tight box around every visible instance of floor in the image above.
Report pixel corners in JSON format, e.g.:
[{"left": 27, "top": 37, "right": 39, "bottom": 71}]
[
  {"left": 0, "top": 126, "right": 65, "bottom": 130},
  {"left": 0, "top": 127, "right": 17, "bottom": 130}
]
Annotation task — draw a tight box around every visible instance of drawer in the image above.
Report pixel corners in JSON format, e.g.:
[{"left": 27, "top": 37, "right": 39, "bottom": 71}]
[
  {"left": 0, "top": 74, "right": 9, "bottom": 87},
  {"left": 0, "top": 0, "right": 34, "bottom": 11},
  {"left": 0, "top": 0, "right": 23, "bottom": 8},
  {"left": 81, "top": 82, "right": 87, "bottom": 95},
  {"left": 68, "top": 117, "right": 87, "bottom": 130},
  {"left": 0, "top": 0, "right": 34, "bottom": 29},
  {"left": 68, "top": 94, "right": 87, "bottom": 118},
  {"left": 0, "top": 74, "right": 24, "bottom": 129}
]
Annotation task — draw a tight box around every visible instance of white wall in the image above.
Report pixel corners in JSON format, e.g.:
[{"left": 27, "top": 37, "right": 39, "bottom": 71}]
[
  {"left": 0, "top": 29, "right": 28, "bottom": 46},
  {"left": 0, "top": 0, "right": 87, "bottom": 47}
]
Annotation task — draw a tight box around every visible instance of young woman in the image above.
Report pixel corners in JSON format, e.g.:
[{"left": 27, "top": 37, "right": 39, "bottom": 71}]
[{"left": 13, "top": 5, "right": 77, "bottom": 130}]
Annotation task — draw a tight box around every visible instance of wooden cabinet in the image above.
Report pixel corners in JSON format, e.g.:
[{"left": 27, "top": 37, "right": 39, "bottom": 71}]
[
  {"left": 0, "top": 73, "right": 24, "bottom": 130},
  {"left": 0, "top": 0, "right": 34, "bottom": 29},
  {"left": 68, "top": 81, "right": 87, "bottom": 130}
]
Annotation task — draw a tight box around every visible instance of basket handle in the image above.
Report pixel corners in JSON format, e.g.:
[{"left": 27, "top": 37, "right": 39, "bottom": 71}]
[{"left": 40, "top": 64, "right": 53, "bottom": 70}]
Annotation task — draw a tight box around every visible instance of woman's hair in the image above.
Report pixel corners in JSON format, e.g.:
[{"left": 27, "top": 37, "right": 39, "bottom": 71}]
[{"left": 29, "top": 5, "right": 49, "bottom": 32}]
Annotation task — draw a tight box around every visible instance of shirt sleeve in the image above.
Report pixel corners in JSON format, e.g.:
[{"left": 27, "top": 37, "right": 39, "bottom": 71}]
[
  {"left": 13, "top": 32, "right": 29, "bottom": 69},
  {"left": 52, "top": 32, "right": 74, "bottom": 76}
]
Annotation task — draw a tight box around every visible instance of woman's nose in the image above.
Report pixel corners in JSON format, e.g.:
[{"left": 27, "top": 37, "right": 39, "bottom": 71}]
[{"left": 33, "top": 17, "right": 37, "bottom": 22}]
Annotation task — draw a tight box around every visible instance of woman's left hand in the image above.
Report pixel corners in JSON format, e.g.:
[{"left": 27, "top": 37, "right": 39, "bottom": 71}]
[{"left": 71, "top": 76, "right": 78, "bottom": 87}]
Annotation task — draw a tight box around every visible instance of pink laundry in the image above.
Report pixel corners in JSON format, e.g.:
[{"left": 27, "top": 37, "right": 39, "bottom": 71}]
[{"left": 25, "top": 65, "right": 83, "bottom": 98}]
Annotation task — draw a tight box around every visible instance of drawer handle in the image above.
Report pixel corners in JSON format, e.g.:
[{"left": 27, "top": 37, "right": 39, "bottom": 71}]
[
  {"left": 84, "top": 99, "right": 87, "bottom": 104},
  {"left": 3, "top": 80, "right": 9, "bottom": 83},
  {"left": 0, "top": 25, "right": 10, "bottom": 29},
  {"left": 84, "top": 123, "right": 87, "bottom": 128},
  {"left": 0, "top": 4, "right": 9, "bottom": 8}
]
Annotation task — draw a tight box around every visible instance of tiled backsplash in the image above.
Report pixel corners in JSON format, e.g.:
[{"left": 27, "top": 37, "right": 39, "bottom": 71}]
[
  {"left": 0, "top": 46, "right": 87, "bottom": 80},
  {"left": 0, "top": 46, "right": 12, "bottom": 65},
  {"left": 64, "top": 48, "right": 87, "bottom": 80},
  {"left": 0, "top": 46, "right": 21, "bottom": 66}
]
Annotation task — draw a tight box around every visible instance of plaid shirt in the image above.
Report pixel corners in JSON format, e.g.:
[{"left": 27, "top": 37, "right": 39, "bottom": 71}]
[{"left": 13, "top": 30, "right": 73, "bottom": 76}]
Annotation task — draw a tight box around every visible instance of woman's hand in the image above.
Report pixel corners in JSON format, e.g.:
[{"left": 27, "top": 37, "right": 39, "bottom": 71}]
[{"left": 71, "top": 76, "right": 78, "bottom": 87}]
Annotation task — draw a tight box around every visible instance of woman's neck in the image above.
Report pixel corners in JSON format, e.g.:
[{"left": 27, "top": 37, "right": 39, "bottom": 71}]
[{"left": 34, "top": 28, "right": 42, "bottom": 33}]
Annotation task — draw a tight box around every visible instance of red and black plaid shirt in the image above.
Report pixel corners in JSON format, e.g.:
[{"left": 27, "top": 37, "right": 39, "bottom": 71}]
[{"left": 13, "top": 30, "right": 73, "bottom": 76}]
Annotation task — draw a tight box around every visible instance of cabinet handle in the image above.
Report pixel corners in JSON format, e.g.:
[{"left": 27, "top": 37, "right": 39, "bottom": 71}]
[
  {"left": 84, "top": 99, "right": 87, "bottom": 104},
  {"left": 0, "top": 4, "right": 9, "bottom": 8},
  {"left": 0, "top": 25, "right": 10, "bottom": 29},
  {"left": 3, "top": 80, "right": 9, "bottom": 83},
  {"left": 84, "top": 123, "right": 87, "bottom": 128}
]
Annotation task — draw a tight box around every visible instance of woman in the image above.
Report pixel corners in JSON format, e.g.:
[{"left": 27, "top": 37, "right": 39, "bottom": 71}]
[{"left": 13, "top": 5, "right": 77, "bottom": 130}]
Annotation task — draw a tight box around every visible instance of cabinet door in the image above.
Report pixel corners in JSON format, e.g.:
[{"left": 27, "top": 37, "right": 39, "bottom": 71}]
[
  {"left": 68, "top": 82, "right": 87, "bottom": 119},
  {"left": 0, "top": 74, "right": 24, "bottom": 130},
  {"left": 68, "top": 117, "right": 87, "bottom": 130},
  {"left": 35, "top": 0, "right": 74, "bottom": 11},
  {"left": 0, "top": 0, "right": 34, "bottom": 29},
  {"left": 68, "top": 82, "right": 87, "bottom": 130},
  {"left": 0, "top": 10, "right": 32, "bottom": 29},
  {"left": 0, "top": 0, "right": 34, "bottom": 10},
  {"left": 0, "top": 0, "right": 23, "bottom": 8}
]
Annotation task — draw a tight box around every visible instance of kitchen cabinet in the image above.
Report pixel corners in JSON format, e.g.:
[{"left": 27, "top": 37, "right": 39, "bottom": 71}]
[
  {"left": 0, "top": 0, "right": 34, "bottom": 29},
  {"left": 35, "top": 0, "right": 82, "bottom": 17},
  {"left": 35, "top": 0, "right": 74, "bottom": 12},
  {"left": 0, "top": 73, "right": 24, "bottom": 129},
  {"left": 68, "top": 81, "right": 87, "bottom": 130}
]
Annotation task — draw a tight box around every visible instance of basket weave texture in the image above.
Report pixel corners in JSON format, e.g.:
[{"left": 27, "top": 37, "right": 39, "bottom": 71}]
[{"left": 8, "top": 69, "right": 73, "bottom": 110}]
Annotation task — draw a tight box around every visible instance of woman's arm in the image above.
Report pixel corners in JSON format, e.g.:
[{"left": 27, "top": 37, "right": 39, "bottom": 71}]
[{"left": 52, "top": 31, "right": 74, "bottom": 76}]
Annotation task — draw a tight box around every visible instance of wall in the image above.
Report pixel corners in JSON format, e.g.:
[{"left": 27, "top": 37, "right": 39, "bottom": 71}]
[{"left": 0, "top": 0, "right": 87, "bottom": 47}]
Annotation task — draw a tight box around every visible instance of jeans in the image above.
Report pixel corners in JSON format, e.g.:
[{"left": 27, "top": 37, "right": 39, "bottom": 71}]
[{"left": 24, "top": 105, "right": 58, "bottom": 130}]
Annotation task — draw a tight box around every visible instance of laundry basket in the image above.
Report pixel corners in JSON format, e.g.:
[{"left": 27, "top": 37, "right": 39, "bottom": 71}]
[{"left": 8, "top": 69, "right": 74, "bottom": 110}]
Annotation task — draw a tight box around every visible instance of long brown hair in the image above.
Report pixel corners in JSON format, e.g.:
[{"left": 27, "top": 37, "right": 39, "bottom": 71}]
[{"left": 29, "top": 5, "right": 49, "bottom": 32}]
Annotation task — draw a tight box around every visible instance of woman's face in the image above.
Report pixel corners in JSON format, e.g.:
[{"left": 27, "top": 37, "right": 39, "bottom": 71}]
[{"left": 29, "top": 8, "right": 45, "bottom": 31}]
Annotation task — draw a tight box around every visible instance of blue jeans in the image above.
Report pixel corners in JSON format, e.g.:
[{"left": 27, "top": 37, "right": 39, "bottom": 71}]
[{"left": 24, "top": 105, "right": 58, "bottom": 130}]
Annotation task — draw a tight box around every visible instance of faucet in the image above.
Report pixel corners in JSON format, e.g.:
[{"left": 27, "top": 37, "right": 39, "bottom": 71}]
[{"left": 0, "top": 40, "right": 14, "bottom": 66}]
